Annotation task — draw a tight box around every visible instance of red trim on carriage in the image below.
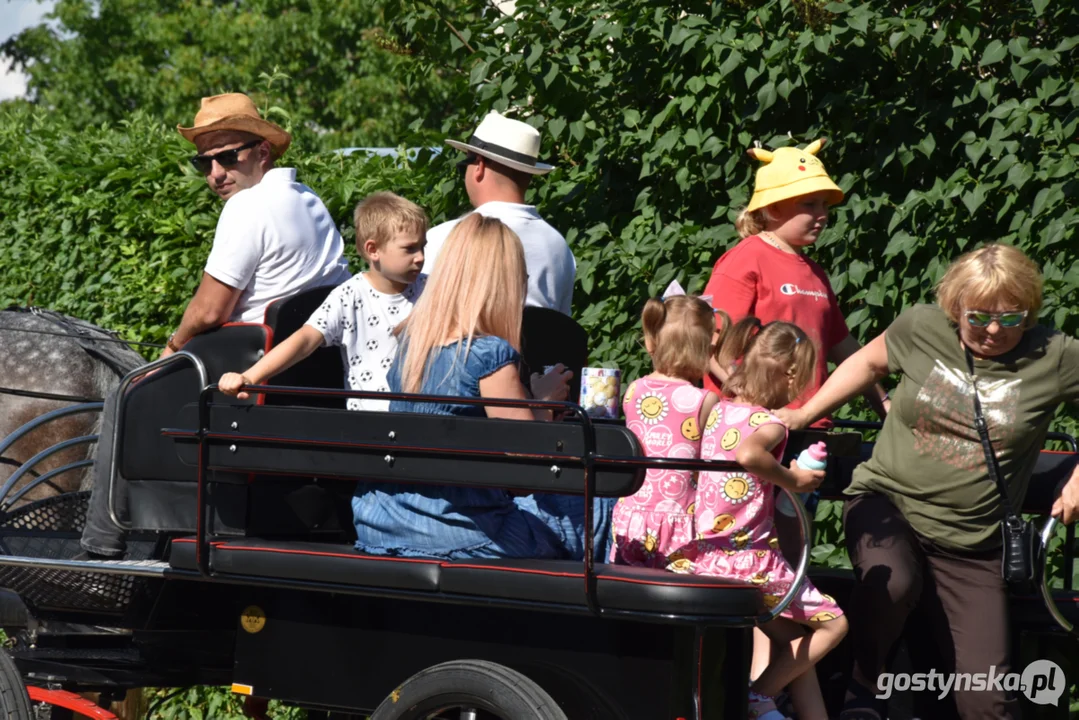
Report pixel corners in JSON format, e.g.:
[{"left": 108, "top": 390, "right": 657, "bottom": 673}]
[{"left": 27, "top": 686, "right": 119, "bottom": 719}]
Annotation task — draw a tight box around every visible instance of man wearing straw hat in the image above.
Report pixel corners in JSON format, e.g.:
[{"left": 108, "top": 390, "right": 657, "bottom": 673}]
[
  {"left": 424, "top": 110, "right": 576, "bottom": 316},
  {"left": 163, "top": 92, "right": 351, "bottom": 355},
  {"left": 78, "top": 93, "right": 350, "bottom": 562}
]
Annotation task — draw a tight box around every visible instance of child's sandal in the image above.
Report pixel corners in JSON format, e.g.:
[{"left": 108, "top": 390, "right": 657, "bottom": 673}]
[{"left": 748, "top": 690, "right": 790, "bottom": 720}]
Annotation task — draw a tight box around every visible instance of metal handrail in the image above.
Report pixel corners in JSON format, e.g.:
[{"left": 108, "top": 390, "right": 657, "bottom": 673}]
[
  {"left": 107, "top": 351, "right": 208, "bottom": 530},
  {"left": 192, "top": 383, "right": 611, "bottom": 613},
  {"left": 1039, "top": 517, "right": 1074, "bottom": 634},
  {"left": 185, "top": 382, "right": 803, "bottom": 621},
  {"left": 758, "top": 487, "right": 813, "bottom": 624}
]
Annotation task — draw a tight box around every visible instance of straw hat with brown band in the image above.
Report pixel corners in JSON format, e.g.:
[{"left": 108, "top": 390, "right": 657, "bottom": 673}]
[{"left": 177, "top": 93, "right": 291, "bottom": 159}]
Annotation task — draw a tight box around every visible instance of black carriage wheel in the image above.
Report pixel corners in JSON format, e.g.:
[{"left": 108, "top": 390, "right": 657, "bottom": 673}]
[
  {"left": 0, "top": 651, "right": 31, "bottom": 719},
  {"left": 370, "top": 659, "right": 568, "bottom": 720}
]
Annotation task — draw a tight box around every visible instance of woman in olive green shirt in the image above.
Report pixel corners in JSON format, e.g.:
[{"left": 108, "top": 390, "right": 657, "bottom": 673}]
[{"left": 781, "top": 244, "right": 1079, "bottom": 720}]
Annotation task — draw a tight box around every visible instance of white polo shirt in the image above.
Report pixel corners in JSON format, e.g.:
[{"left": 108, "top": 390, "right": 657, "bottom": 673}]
[
  {"left": 422, "top": 201, "right": 577, "bottom": 316},
  {"left": 205, "top": 167, "right": 352, "bottom": 323}
]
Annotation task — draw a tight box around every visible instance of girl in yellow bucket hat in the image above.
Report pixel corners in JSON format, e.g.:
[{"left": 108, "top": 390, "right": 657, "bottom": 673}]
[
  {"left": 702, "top": 139, "right": 888, "bottom": 422},
  {"left": 701, "top": 139, "right": 889, "bottom": 720}
]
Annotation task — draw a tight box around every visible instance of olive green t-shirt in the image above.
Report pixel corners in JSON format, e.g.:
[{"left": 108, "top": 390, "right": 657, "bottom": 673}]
[{"left": 846, "top": 304, "right": 1079, "bottom": 551}]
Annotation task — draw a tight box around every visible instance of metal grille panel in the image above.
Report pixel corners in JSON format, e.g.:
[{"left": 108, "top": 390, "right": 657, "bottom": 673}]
[{"left": 0, "top": 493, "right": 160, "bottom": 615}]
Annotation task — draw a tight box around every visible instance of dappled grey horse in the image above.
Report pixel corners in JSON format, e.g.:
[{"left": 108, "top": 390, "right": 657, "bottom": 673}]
[{"left": 0, "top": 308, "right": 147, "bottom": 508}]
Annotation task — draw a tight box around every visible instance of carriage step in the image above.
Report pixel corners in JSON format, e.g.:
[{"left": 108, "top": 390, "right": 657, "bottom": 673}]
[{"left": 0, "top": 556, "right": 167, "bottom": 577}]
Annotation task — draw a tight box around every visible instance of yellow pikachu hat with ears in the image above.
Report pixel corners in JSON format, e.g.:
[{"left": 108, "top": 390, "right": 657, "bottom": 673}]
[{"left": 745, "top": 139, "right": 844, "bottom": 212}]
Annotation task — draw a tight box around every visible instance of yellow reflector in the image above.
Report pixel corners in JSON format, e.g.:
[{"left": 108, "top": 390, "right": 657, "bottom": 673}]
[{"left": 231, "top": 683, "right": 254, "bottom": 696}]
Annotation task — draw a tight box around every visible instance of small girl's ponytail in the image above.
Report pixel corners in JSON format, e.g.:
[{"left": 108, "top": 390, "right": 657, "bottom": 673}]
[
  {"left": 787, "top": 328, "right": 817, "bottom": 402},
  {"left": 641, "top": 296, "right": 715, "bottom": 380},
  {"left": 641, "top": 297, "right": 668, "bottom": 350},
  {"left": 715, "top": 316, "right": 764, "bottom": 373},
  {"left": 719, "top": 320, "right": 818, "bottom": 408}
]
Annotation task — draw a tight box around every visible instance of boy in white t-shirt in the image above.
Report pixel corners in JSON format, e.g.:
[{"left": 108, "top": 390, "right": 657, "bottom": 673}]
[{"left": 219, "top": 192, "right": 428, "bottom": 411}]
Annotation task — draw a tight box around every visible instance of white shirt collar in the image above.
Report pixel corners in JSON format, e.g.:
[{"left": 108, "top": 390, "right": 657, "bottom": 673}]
[
  {"left": 262, "top": 167, "right": 297, "bottom": 184},
  {"left": 475, "top": 201, "right": 541, "bottom": 220}
]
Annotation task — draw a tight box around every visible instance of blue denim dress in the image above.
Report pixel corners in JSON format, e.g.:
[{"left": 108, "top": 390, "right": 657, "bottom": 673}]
[{"left": 351, "top": 335, "right": 613, "bottom": 561}]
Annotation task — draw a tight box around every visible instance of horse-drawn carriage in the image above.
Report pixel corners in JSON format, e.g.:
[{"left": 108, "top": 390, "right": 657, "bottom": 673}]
[{"left": 0, "top": 289, "right": 1075, "bottom": 719}]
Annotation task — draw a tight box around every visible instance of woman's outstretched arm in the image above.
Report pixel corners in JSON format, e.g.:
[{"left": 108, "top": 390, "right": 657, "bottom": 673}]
[{"left": 778, "top": 331, "right": 891, "bottom": 430}]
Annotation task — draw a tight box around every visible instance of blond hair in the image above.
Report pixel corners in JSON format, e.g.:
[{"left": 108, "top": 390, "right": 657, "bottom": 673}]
[
  {"left": 714, "top": 318, "right": 817, "bottom": 409},
  {"left": 394, "top": 213, "right": 527, "bottom": 393},
  {"left": 641, "top": 296, "right": 716, "bottom": 381},
  {"left": 353, "top": 191, "right": 429, "bottom": 257},
  {"left": 734, "top": 207, "right": 774, "bottom": 239},
  {"left": 935, "top": 243, "right": 1043, "bottom": 328}
]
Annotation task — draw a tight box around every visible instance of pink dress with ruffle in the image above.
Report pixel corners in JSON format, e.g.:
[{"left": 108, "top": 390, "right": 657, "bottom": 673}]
[
  {"left": 609, "top": 376, "right": 708, "bottom": 571},
  {"left": 686, "top": 400, "right": 844, "bottom": 623}
]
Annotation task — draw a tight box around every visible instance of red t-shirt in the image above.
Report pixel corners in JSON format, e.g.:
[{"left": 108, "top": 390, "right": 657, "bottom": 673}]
[{"left": 702, "top": 236, "right": 850, "bottom": 423}]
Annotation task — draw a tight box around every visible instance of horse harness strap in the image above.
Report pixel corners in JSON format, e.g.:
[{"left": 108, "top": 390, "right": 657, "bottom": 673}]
[{"left": 1, "top": 305, "right": 152, "bottom": 377}]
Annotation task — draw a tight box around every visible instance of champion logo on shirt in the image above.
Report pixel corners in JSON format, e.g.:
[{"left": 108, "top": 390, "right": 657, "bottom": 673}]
[{"left": 779, "top": 283, "right": 828, "bottom": 301}]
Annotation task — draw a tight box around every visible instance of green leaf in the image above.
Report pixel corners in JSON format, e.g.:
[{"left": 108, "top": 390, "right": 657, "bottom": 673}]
[
  {"left": 718, "top": 49, "right": 743, "bottom": 77},
  {"left": 961, "top": 185, "right": 987, "bottom": 215},
  {"left": 1031, "top": 187, "right": 1050, "bottom": 218},
  {"left": 916, "top": 134, "right": 936, "bottom": 158},
  {"left": 469, "top": 60, "right": 489, "bottom": 87},
  {"left": 757, "top": 82, "right": 778, "bottom": 113},
  {"left": 979, "top": 40, "right": 1007, "bottom": 66},
  {"left": 1005, "top": 162, "right": 1033, "bottom": 190},
  {"left": 882, "top": 232, "right": 917, "bottom": 259},
  {"left": 1032, "top": 0, "right": 1049, "bottom": 15},
  {"left": 964, "top": 138, "right": 988, "bottom": 167}
]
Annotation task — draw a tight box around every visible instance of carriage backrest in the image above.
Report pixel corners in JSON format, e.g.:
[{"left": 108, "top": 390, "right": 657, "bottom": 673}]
[
  {"left": 116, "top": 327, "right": 646, "bottom": 539},
  {"left": 168, "top": 401, "right": 646, "bottom": 497},
  {"left": 520, "top": 307, "right": 589, "bottom": 403},
  {"left": 261, "top": 284, "right": 347, "bottom": 409}
]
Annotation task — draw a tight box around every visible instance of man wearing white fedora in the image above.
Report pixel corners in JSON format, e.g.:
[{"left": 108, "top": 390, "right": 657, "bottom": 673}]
[
  {"left": 423, "top": 111, "right": 576, "bottom": 316},
  {"left": 79, "top": 93, "right": 350, "bottom": 563}
]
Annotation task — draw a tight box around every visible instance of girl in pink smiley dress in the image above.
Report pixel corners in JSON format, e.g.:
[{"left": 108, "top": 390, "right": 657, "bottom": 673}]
[
  {"left": 692, "top": 401, "right": 843, "bottom": 622},
  {"left": 611, "top": 376, "right": 713, "bottom": 569},
  {"left": 608, "top": 295, "right": 719, "bottom": 572}
]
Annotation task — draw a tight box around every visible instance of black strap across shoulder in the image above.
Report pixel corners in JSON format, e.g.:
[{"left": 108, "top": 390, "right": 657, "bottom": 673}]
[{"left": 965, "top": 348, "right": 1022, "bottom": 530}]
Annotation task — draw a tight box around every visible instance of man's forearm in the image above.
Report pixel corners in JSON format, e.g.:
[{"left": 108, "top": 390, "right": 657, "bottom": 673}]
[{"left": 172, "top": 301, "right": 229, "bottom": 347}]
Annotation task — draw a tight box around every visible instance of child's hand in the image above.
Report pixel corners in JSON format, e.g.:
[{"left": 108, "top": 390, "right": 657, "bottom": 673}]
[
  {"left": 219, "top": 372, "right": 253, "bottom": 400},
  {"left": 789, "top": 459, "right": 825, "bottom": 492},
  {"left": 530, "top": 363, "right": 573, "bottom": 402}
]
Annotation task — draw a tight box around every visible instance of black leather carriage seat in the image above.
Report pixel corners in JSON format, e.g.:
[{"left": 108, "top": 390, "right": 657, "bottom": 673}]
[
  {"left": 261, "top": 284, "right": 347, "bottom": 409},
  {"left": 120, "top": 322, "right": 274, "bottom": 534},
  {"left": 520, "top": 307, "right": 589, "bottom": 404},
  {"left": 167, "top": 538, "right": 763, "bottom": 620}
]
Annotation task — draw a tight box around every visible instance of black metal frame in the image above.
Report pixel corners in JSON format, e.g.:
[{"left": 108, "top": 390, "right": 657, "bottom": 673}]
[{"left": 169, "top": 382, "right": 812, "bottom": 631}]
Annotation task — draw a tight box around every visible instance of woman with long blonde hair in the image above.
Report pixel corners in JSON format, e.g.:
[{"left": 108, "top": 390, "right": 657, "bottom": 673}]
[{"left": 351, "top": 213, "right": 613, "bottom": 560}]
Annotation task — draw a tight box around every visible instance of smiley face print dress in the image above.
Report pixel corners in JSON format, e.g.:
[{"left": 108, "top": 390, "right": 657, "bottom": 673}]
[{"left": 690, "top": 400, "right": 844, "bottom": 623}]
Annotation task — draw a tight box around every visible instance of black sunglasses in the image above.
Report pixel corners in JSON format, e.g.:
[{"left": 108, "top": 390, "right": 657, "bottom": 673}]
[
  {"left": 190, "top": 140, "right": 261, "bottom": 174},
  {"left": 456, "top": 152, "right": 479, "bottom": 171}
]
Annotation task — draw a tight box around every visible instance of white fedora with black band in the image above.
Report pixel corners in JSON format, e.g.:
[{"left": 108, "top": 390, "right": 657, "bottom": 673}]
[{"left": 445, "top": 111, "right": 555, "bottom": 175}]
